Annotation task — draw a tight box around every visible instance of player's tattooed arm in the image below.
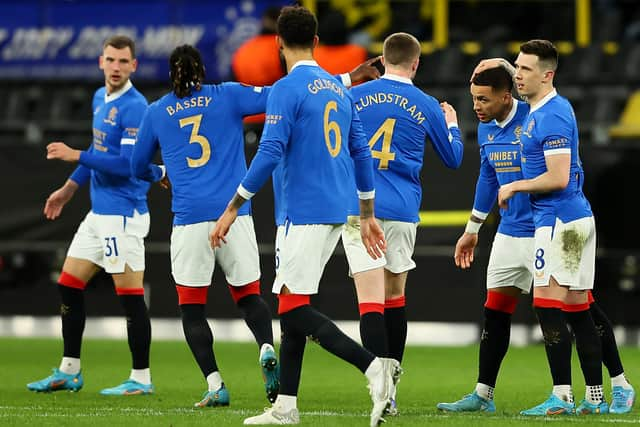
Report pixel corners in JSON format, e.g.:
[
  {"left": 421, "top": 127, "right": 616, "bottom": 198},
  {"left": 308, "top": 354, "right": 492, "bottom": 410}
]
[
  {"left": 359, "top": 198, "right": 375, "bottom": 219},
  {"left": 228, "top": 193, "right": 248, "bottom": 211}
]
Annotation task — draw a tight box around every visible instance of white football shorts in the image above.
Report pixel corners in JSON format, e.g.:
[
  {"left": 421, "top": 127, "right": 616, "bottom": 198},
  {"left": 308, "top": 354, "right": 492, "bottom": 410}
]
[
  {"left": 171, "top": 215, "right": 260, "bottom": 287},
  {"left": 486, "top": 232, "right": 534, "bottom": 293},
  {"left": 273, "top": 222, "right": 342, "bottom": 295},
  {"left": 533, "top": 216, "right": 596, "bottom": 290},
  {"left": 67, "top": 210, "right": 149, "bottom": 274},
  {"left": 341, "top": 216, "right": 417, "bottom": 275}
]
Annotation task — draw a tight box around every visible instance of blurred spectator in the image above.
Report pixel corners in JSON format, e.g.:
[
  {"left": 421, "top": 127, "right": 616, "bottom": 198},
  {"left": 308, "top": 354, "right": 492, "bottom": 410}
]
[
  {"left": 231, "top": 5, "right": 284, "bottom": 124},
  {"left": 315, "top": 9, "right": 368, "bottom": 76}
]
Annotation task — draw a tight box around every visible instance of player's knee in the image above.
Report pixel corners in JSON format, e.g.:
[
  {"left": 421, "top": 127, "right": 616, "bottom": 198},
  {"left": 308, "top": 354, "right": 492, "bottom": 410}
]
[
  {"left": 228, "top": 280, "right": 261, "bottom": 304},
  {"left": 176, "top": 285, "right": 208, "bottom": 305},
  {"left": 58, "top": 272, "right": 87, "bottom": 290},
  {"left": 358, "top": 302, "right": 384, "bottom": 316},
  {"left": 484, "top": 290, "right": 518, "bottom": 314},
  {"left": 277, "top": 293, "right": 310, "bottom": 315}
]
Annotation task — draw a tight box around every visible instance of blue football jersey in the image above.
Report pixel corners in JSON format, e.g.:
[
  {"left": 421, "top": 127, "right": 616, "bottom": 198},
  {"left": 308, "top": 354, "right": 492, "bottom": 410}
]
[
  {"left": 241, "top": 60, "right": 374, "bottom": 225},
  {"left": 520, "top": 90, "right": 592, "bottom": 227},
  {"left": 474, "top": 100, "right": 534, "bottom": 237},
  {"left": 347, "top": 75, "right": 464, "bottom": 222},
  {"left": 82, "top": 81, "right": 150, "bottom": 216},
  {"left": 131, "top": 83, "right": 269, "bottom": 225}
]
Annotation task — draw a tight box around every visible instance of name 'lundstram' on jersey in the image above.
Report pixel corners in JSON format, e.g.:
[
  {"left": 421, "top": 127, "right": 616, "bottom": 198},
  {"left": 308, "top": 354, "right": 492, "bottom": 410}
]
[
  {"left": 90, "top": 84, "right": 150, "bottom": 216},
  {"left": 520, "top": 89, "right": 592, "bottom": 227},
  {"left": 347, "top": 75, "right": 463, "bottom": 222},
  {"left": 474, "top": 99, "right": 534, "bottom": 237},
  {"left": 132, "top": 83, "right": 269, "bottom": 225}
]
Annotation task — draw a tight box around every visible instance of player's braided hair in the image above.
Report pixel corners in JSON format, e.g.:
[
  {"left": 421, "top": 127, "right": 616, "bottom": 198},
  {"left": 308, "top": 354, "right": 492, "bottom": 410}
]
[{"left": 170, "top": 45, "right": 205, "bottom": 98}]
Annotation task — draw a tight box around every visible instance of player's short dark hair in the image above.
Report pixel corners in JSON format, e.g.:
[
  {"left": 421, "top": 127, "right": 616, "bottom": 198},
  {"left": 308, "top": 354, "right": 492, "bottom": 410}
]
[
  {"left": 103, "top": 35, "right": 136, "bottom": 58},
  {"left": 276, "top": 5, "right": 317, "bottom": 49},
  {"left": 472, "top": 66, "right": 513, "bottom": 92},
  {"left": 169, "top": 44, "right": 205, "bottom": 98},
  {"left": 382, "top": 32, "right": 421, "bottom": 67},
  {"left": 520, "top": 39, "right": 558, "bottom": 71}
]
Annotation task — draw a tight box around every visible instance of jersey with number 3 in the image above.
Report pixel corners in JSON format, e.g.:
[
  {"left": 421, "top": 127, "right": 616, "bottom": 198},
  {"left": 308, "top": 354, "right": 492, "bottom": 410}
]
[
  {"left": 348, "top": 75, "right": 464, "bottom": 222},
  {"left": 131, "top": 83, "right": 269, "bottom": 225},
  {"left": 520, "top": 91, "right": 592, "bottom": 228}
]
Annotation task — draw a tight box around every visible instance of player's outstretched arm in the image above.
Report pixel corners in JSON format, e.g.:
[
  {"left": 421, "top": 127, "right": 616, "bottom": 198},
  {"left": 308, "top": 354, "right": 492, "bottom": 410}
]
[
  {"left": 348, "top": 56, "right": 382, "bottom": 84},
  {"left": 454, "top": 226, "right": 480, "bottom": 269},
  {"left": 470, "top": 58, "right": 515, "bottom": 82},
  {"left": 44, "top": 179, "right": 79, "bottom": 220},
  {"left": 46, "top": 142, "right": 80, "bottom": 162},
  {"left": 210, "top": 192, "right": 247, "bottom": 248}
]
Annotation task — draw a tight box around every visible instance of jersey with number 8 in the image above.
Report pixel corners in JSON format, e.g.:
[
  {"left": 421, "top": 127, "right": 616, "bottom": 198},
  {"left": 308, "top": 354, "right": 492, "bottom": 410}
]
[
  {"left": 348, "top": 75, "right": 464, "bottom": 222},
  {"left": 133, "top": 83, "right": 269, "bottom": 225}
]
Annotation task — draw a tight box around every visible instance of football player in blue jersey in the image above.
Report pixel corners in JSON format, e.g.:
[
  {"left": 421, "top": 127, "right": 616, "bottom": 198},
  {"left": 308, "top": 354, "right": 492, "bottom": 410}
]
[
  {"left": 131, "top": 44, "right": 281, "bottom": 407},
  {"left": 210, "top": 6, "right": 398, "bottom": 426},
  {"left": 28, "top": 35, "right": 164, "bottom": 396},
  {"left": 498, "top": 39, "right": 607, "bottom": 415},
  {"left": 342, "top": 32, "right": 464, "bottom": 415},
  {"left": 438, "top": 59, "right": 635, "bottom": 415}
]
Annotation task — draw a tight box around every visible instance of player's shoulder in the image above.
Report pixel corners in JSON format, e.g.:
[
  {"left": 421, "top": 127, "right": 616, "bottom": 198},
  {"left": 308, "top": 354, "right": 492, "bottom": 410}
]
[
  {"left": 122, "top": 85, "right": 149, "bottom": 111},
  {"left": 93, "top": 87, "right": 106, "bottom": 102}
]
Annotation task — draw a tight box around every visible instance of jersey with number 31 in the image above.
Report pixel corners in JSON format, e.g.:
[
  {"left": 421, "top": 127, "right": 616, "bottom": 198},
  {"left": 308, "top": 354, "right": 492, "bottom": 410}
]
[{"left": 132, "top": 83, "right": 269, "bottom": 225}]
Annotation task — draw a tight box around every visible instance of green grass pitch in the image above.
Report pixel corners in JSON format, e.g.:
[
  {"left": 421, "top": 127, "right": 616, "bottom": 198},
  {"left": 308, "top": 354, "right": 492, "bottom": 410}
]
[{"left": 1, "top": 338, "right": 639, "bottom": 426}]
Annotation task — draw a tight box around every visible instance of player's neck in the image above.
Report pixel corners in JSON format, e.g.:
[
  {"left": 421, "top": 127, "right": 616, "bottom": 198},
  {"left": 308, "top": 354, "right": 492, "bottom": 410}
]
[
  {"left": 384, "top": 66, "right": 413, "bottom": 80},
  {"left": 527, "top": 85, "right": 555, "bottom": 106},
  {"left": 496, "top": 97, "right": 514, "bottom": 122},
  {"left": 284, "top": 49, "right": 314, "bottom": 73}
]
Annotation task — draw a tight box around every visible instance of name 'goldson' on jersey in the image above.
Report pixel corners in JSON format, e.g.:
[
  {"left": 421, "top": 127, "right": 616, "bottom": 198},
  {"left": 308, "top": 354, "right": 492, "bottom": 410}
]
[
  {"left": 347, "top": 75, "right": 464, "bottom": 222},
  {"left": 132, "top": 83, "right": 269, "bottom": 225},
  {"left": 474, "top": 100, "right": 534, "bottom": 237},
  {"left": 520, "top": 90, "right": 592, "bottom": 228}
]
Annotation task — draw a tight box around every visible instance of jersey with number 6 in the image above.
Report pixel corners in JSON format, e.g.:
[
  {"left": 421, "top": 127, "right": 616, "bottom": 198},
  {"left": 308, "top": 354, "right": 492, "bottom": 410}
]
[
  {"left": 240, "top": 60, "right": 373, "bottom": 225},
  {"left": 348, "top": 75, "right": 464, "bottom": 222},
  {"left": 131, "top": 83, "right": 269, "bottom": 225}
]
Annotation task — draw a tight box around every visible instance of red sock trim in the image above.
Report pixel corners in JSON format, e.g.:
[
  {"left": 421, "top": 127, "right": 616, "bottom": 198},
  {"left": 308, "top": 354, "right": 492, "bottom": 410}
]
[
  {"left": 587, "top": 290, "right": 595, "bottom": 305},
  {"left": 176, "top": 285, "right": 208, "bottom": 305},
  {"left": 228, "top": 280, "right": 261, "bottom": 304},
  {"left": 384, "top": 296, "right": 406, "bottom": 309},
  {"left": 115, "top": 287, "right": 144, "bottom": 296},
  {"left": 562, "top": 302, "right": 591, "bottom": 312},
  {"left": 533, "top": 297, "right": 564, "bottom": 309},
  {"left": 359, "top": 302, "right": 385, "bottom": 316},
  {"left": 58, "top": 272, "right": 87, "bottom": 290},
  {"left": 277, "top": 294, "right": 310, "bottom": 315},
  {"left": 484, "top": 291, "right": 518, "bottom": 314}
]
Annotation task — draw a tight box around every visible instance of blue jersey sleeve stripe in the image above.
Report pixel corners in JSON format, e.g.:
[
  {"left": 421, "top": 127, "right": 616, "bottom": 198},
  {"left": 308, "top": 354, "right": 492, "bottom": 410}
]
[{"left": 543, "top": 148, "right": 571, "bottom": 156}]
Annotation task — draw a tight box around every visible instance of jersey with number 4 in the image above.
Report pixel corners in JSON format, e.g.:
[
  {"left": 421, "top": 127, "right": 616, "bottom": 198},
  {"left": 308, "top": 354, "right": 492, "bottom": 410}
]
[
  {"left": 131, "top": 83, "right": 269, "bottom": 225},
  {"left": 348, "top": 75, "right": 464, "bottom": 222},
  {"left": 520, "top": 90, "right": 592, "bottom": 228}
]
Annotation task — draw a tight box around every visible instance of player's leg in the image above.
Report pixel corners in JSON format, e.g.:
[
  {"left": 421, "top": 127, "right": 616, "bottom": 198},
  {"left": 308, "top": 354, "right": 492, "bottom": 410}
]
[
  {"left": 219, "top": 215, "right": 278, "bottom": 403},
  {"left": 438, "top": 233, "right": 529, "bottom": 412},
  {"left": 28, "top": 213, "right": 101, "bottom": 392},
  {"left": 342, "top": 216, "right": 388, "bottom": 357},
  {"left": 94, "top": 211, "right": 153, "bottom": 396},
  {"left": 560, "top": 217, "right": 606, "bottom": 415},
  {"left": 521, "top": 225, "right": 575, "bottom": 415},
  {"left": 244, "top": 224, "right": 396, "bottom": 426},
  {"left": 172, "top": 222, "right": 228, "bottom": 407},
  {"left": 589, "top": 293, "right": 635, "bottom": 413}
]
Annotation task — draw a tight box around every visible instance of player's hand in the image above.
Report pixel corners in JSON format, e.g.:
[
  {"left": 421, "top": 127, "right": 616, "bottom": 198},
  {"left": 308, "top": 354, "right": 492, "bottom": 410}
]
[
  {"left": 44, "top": 185, "right": 75, "bottom": 220},
  {"left": 46, "top": 142, "right": 81, "bottom": 162},
  {"left": 454, "top": 232, "right": 479, "bottom": 269},
  {"left": 210, "top": 207, "right": 238, "bottom": 248},
  {"left": 349, "top": 56, "right": 382, "bottom": 84},
  {"left": 360, "top": 217, "right": 386, "bottom": 260},
  {"left": 440, "top": 102, "right": 458, "bottom": 126},
  {"left": 498, "top": 183, "right": 517, "bottom": 209},
  {"left": 470, "top": 58, "right": 515, "bottom": 82},
  {"left": 159, "top": 176, "right": 171, "bottom": 190}
]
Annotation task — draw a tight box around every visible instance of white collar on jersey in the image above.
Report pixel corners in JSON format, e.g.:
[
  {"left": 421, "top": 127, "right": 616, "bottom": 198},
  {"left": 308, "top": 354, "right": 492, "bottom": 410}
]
[
  {"left": 529, "top": 88, "right": 557, "bottom": 113},
  {"left": 381, "top": 74, "right": 413, "bottom": 85},
  {"left": 290, "top": 60, "right": 318, "bottom": 71},
  {"left": 495, "top": 97, "right": 519, "bottom": 128},
  {"left": 104, "top": 80, "right": 133, "bottom": 104}
]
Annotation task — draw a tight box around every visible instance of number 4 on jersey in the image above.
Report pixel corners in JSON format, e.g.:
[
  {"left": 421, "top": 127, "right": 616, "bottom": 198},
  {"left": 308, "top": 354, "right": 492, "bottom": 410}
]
[{"left": 368, "top": 118, "right": 396, "bottom": 170}]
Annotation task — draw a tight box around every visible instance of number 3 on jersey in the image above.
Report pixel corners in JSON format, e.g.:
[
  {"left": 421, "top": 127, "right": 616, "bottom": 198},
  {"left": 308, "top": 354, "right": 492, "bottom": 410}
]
[
  {"left": 368, "top": 118, "right": 396, "bottom": 170},
  {"left": 180, "top": 114, "right": 211, "bottom": 168}
]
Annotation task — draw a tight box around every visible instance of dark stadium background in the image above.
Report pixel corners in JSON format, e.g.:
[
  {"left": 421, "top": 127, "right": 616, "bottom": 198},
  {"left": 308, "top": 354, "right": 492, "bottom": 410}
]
[{"left": 1, "top": 0, "right": 639, "bottom": 337}]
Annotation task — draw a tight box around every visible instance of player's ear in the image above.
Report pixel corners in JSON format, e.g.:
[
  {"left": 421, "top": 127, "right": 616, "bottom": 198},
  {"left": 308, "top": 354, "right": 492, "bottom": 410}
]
[
  {"left": 275, "top": 35, "right": 284, "bottom": 50},
  {"left": 99, "top": 55, "right": 104, "bottom": 70},
  {"left": 131, "top": 58, "right": 138, "bottom": 72},
  {"left": 312, "top": 35, "right": 319, "bottom": 49}
]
